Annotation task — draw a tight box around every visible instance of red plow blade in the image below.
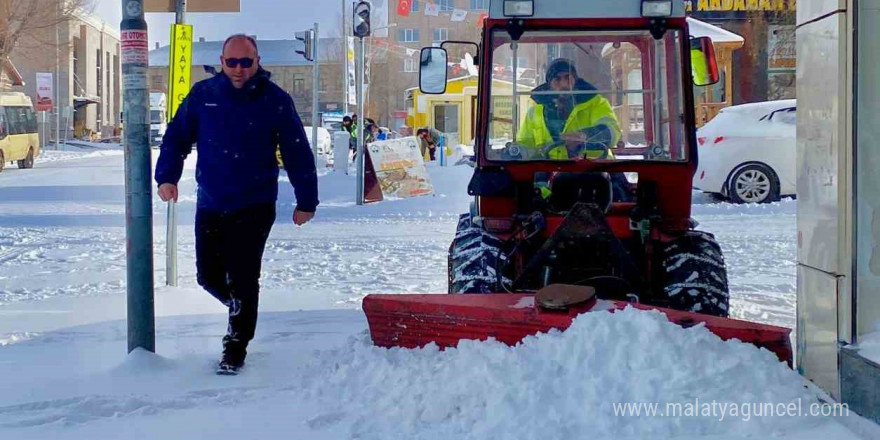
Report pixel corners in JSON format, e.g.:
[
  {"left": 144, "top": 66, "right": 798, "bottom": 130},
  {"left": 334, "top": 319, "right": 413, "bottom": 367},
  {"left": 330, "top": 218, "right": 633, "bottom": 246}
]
[{"left": 362, "top": 294, "right": 793, "bottom": 366}]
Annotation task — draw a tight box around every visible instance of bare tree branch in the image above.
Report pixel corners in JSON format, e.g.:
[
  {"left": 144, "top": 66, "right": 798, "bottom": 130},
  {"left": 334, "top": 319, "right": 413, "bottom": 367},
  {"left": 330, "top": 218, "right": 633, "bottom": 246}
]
[{"left": 0, "top": 0, "right": 94, "bottom": 60}]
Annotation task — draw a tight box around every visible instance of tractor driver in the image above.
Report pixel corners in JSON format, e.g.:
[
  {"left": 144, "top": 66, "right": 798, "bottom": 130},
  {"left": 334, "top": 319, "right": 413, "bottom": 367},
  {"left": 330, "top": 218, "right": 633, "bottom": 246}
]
[{"left": 517, "top": 59, "right": 622, "bottom": 160}]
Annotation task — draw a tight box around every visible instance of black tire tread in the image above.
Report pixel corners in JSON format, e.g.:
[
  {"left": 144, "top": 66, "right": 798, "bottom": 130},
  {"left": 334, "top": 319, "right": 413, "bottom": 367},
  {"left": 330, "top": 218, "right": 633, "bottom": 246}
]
[
  {"left": 448, "top": 213, "right": 505, "bottom": 294},
  {"left": 661, "top": 230, "right": 730, "bottom": 317}
]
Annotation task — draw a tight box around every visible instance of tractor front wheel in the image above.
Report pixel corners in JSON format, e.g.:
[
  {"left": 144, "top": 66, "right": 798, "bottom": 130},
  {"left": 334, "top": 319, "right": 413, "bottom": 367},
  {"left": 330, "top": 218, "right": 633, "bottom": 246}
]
[
  {"left": 448, "top": 213, "right": 505, "bottom": 294},
  {"left": 659, "top": 230, "right": 730, "bottom": 317}
]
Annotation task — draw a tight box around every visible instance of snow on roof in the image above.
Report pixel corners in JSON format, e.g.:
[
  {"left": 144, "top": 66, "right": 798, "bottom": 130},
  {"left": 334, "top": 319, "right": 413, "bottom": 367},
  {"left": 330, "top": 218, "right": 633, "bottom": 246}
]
[
  {"left": 150, "top": 38, "right": 344, "bottom": 67},
  {"left": 687, "top": 18, "right": 744, "bottom": 45}
]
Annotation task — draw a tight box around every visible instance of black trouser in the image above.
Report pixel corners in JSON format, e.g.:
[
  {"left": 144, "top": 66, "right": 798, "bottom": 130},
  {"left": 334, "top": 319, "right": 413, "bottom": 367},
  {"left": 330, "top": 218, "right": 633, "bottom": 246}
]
[{"left": 195, "top": 203, "right": 276, "bottom": 355}]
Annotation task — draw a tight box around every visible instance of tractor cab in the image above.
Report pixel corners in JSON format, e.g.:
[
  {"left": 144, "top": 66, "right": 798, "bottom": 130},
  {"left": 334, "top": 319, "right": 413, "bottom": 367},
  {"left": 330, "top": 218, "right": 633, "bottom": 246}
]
[{"left": 419, "top": 0, "right": 729, "bottom": 317}]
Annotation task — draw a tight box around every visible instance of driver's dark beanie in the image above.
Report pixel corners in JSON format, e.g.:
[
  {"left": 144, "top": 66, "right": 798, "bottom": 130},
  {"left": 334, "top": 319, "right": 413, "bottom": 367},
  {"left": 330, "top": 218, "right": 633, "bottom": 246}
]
[{"left": 546, "top": 59, "right": 578, "bottom": 83}]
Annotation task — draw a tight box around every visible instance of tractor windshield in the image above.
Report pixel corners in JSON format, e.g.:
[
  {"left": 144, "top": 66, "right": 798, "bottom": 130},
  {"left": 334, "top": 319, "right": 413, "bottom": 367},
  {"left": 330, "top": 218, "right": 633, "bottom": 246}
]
[{"left": 486, "top": 29, "right": 688, "bottom": 162}]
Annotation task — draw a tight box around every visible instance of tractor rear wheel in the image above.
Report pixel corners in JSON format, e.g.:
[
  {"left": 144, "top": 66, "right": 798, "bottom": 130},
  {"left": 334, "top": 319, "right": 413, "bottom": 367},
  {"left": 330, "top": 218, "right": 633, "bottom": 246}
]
[
  {"left": 448, "top": 213, "right": 505, "bottom": 294},
  {"left": 659, "top": 230, "right": 730, "bottom": 317}
]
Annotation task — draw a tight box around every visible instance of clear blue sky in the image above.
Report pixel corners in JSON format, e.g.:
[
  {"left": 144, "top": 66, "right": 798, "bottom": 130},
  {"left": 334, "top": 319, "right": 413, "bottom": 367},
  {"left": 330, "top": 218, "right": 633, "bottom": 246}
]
[{"left": 92, "top": 0, "right": 345, "bottom": 47}]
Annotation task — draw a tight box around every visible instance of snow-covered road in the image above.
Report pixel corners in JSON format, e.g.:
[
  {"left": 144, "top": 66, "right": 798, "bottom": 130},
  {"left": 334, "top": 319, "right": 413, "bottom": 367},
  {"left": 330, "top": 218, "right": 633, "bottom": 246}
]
[{"left": 0, "top": 149, "right": 869, "bottom": 440}]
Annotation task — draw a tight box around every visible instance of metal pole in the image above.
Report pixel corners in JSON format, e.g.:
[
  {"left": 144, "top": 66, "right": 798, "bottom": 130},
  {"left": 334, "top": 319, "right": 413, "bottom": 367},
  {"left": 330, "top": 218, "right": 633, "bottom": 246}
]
[
  {"left": 55, "top": 1, "right": 60, "bottom": 148},
  {"left": 121, "top": 0, "right": 155, "bottom": 353},
  {"left": 176, "top": 0, "right": 186, "bottom": 23},
  {"left": 355, "top": 36, "right": 365, "bottom": 205},
  {"left": 342, "top": 0, "right": 349, "bottom": 115},
  {"left": 165, "top": 0, "right": 185, "bottom": 287},
  {"left": 311, "top": 23, "right": 320, "bottom": 164},
  {"left": 511, "top": 40, "right": 519, "bottom": 147},
  {"left": 166, "top": 200, "right": 178, "bottom": 285}
]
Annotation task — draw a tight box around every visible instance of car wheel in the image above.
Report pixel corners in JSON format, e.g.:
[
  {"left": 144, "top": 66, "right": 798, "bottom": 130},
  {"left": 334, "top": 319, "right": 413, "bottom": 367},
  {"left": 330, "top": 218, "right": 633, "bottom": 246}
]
[{"left": 728, "top": 164, "right": 780, "bottom": 204}]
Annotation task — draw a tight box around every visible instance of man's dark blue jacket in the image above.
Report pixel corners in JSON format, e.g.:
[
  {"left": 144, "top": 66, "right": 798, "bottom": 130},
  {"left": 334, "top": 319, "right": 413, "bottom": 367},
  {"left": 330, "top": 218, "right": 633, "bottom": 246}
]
[{"left": 155, "top": 68, "right": 319, "bottom": 213}]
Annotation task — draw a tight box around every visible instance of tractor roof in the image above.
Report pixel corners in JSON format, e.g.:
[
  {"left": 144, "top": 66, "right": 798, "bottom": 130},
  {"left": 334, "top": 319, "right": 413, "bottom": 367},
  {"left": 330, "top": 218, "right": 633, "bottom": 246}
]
[{"left": 489, "top": 0, "right": 686, "bottom": 20}]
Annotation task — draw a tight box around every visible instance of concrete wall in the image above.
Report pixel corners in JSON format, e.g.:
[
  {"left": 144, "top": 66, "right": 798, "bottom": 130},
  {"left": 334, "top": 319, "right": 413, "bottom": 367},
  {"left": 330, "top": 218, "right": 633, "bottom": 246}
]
[{"left": 795, "top": 0, "right": 851, "bottom": 399}]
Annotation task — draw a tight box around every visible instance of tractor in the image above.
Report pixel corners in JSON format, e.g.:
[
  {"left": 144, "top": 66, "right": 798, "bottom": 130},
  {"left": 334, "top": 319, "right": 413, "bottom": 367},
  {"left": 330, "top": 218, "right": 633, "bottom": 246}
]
[
  {"left": 362, "top": 0, "right": 790, "bottom": 362},
  {"left": 426, "top": 0, "right": 728, "bottom": 317}
]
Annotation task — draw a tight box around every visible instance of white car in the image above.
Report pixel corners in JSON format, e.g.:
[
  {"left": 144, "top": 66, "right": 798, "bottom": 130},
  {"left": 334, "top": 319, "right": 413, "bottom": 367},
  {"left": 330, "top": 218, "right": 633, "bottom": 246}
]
[
  {"left": 693, "top": 99, "right": 796, "bottom": 204},
  {"left": 303, "top": 126, "right": 332, "bottom": 155}
]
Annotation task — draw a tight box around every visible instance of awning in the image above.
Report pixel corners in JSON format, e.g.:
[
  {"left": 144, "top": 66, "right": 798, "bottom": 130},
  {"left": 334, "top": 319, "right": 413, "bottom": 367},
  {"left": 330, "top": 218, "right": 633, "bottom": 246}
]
[
  {"left": 3, "top": 58, "right": 24, "bottom": 86},
  {"left": 73, "top": 95, "right": 101, "bottom": 109}
]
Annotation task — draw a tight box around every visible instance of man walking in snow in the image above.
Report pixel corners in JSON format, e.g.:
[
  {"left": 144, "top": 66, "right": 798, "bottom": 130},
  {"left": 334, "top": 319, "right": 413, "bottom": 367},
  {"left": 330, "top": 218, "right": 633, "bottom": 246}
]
[{"left": 155, "top": 34, "right": 319, "bottom": 375}]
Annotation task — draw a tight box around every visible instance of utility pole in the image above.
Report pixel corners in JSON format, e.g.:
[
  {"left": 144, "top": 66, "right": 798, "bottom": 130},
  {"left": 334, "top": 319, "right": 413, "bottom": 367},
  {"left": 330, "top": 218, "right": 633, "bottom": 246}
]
[
  {"left": 55, "top": 0, "right": 60, "bottom": 148},
  {"left": 356, "top": 38, "right": 365, "bottom": 205},
  {"left": 353, "top": 1, "right": 370, "bottom": 205},
  {"left": 311, "top": 22, "right": 320, "bottom": 164},
  {"left": 342, "top": 0, "right": 348, "bottom": 115},
  {"left": 121, "top": 0, "right": 155, "bottom": 353}
]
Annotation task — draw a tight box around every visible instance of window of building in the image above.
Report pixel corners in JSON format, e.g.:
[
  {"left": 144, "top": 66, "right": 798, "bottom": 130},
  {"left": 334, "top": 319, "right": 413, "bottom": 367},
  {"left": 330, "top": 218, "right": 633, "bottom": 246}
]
[
  {"left": 113, "top": 55, "right": 119, "bottom": 125},
  {"left": 471, "top": 0, "right": 489, "bottom": 9},
  {"left": 398, "top": 28, "right": 420, "bottom": 43},
  {"left": 293, "top": 74, "right": 306, "bottom": 95},
  {"left": 438, "top": 0, "right": 454, "bottom": 12},
  {"left": 404, "top": 58, "right": 417, "bottom": 73},
  {"left": 433, "top": 28, "right": 449, "bottom": 42},
  {"left": 96, "top": 49, "right": 102, "bottom": 126},
  {"left": 411, "top": 0, "right": 419, "bottom": 12}
]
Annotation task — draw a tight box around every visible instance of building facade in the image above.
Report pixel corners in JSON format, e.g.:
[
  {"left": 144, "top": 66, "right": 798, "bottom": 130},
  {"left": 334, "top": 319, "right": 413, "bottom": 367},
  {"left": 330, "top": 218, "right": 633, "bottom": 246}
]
[
  {"left": 686, "top": 0, "right": 797, "bottom": 103},
  {"left": 9, "top": 6, "right": 121, "bottom": 140},
  {"left": 385, "top": 0, "right": 487, "bottom": 129}
]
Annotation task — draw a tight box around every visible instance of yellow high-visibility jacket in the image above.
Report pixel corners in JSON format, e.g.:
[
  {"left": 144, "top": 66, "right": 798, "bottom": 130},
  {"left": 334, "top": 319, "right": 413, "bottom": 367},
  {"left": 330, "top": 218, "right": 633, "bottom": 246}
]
[
  {"left": 517, "top": 81, "right": 621, "bottom": 160},
  {"left": 691, "top": 48, "right": 709, "bottom": 85}
]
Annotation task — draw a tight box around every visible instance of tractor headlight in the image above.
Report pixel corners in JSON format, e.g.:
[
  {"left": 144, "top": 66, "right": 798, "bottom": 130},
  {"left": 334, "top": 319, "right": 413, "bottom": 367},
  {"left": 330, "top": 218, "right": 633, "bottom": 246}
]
[
  {"left": 642, "top": 0, "right": 673, "bottom": 17},
  {"left": 503, "top": 0, "right": 534, "bottom": 17}
]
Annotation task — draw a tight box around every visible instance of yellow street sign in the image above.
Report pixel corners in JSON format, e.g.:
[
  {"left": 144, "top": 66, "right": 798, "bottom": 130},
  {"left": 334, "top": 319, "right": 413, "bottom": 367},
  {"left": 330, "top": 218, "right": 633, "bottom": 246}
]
[{"left": 168, "top": 23, "right": 193, "bottom": 121}]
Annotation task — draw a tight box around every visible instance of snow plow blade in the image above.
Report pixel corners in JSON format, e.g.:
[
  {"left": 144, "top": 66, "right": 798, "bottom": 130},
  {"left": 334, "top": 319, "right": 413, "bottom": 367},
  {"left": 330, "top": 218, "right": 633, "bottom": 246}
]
[{"left": 362, "top": 294, "right": 793, "bottom": 366}]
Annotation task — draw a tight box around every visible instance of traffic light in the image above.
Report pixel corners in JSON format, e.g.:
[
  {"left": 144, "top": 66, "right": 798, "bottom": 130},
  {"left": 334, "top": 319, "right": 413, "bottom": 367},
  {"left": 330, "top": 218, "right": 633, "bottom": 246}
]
[
  {"left": 353, "top": 1, "right": 371, "bottom": 38},
  {"left": 295, "top": 30, "right": 313, "bottom": 61}
]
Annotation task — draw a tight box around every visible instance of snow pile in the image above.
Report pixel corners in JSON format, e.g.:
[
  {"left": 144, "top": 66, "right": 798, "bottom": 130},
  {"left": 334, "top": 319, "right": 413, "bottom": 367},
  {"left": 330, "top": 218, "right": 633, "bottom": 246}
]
[
  {"left": 36, "top": 144, "right": 123, "bottom": 164},
  {"left": 301, "top": 307, "right": 816, "bottom": 440},
  {"left": 692, "top": 196, "right": 797, "bottom": 217},
  {"left": 855, "top": 328, "right": 880, "bottom": 365}
]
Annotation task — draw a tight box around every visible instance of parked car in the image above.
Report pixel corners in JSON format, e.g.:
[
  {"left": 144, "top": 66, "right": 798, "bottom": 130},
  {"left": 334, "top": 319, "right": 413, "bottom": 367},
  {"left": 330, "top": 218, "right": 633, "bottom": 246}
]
[{"left": 692, "top": 99, "right": 796, "bottom": 203}]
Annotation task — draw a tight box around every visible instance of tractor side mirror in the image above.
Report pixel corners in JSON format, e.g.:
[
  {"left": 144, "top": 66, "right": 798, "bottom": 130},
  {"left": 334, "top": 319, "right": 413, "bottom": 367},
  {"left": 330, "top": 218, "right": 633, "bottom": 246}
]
[
  {"left": 419, "top": 47, "right": 448, "bottom": 95},
  {"left": 690, "top": 36, "right": 719, "bottom": 87}
]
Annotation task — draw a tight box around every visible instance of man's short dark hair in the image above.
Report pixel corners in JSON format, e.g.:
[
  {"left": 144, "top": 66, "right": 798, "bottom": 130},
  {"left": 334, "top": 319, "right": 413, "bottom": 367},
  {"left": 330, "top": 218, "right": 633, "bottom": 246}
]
[
  {"left": 417, "top": 128, "right": 428, "bottom": 136},
  {"left": 343, "top": 116, "right": 352, "bottom": 123},
  {"left": 222, "top": 34, "right": 259, "bottom": 55}
]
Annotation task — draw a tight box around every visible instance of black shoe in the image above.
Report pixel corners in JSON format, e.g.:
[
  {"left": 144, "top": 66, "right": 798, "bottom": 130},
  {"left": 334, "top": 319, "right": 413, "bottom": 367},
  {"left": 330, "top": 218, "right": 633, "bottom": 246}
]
[
  {"left": 217, "top": 335, "right": 247, "bottom": 375},
  {"left": 216, "top": 359, "right": 242, "bottom": 375},
  {"left": 216, "top": 351, "right": 245, "bottom": 375}
]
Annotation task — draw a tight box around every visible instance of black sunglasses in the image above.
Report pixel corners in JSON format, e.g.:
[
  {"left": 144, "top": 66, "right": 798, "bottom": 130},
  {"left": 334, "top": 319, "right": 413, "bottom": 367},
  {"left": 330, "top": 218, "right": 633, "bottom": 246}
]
[{"left": 224, "top": 57, "right": 254, "bottom": 68}]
